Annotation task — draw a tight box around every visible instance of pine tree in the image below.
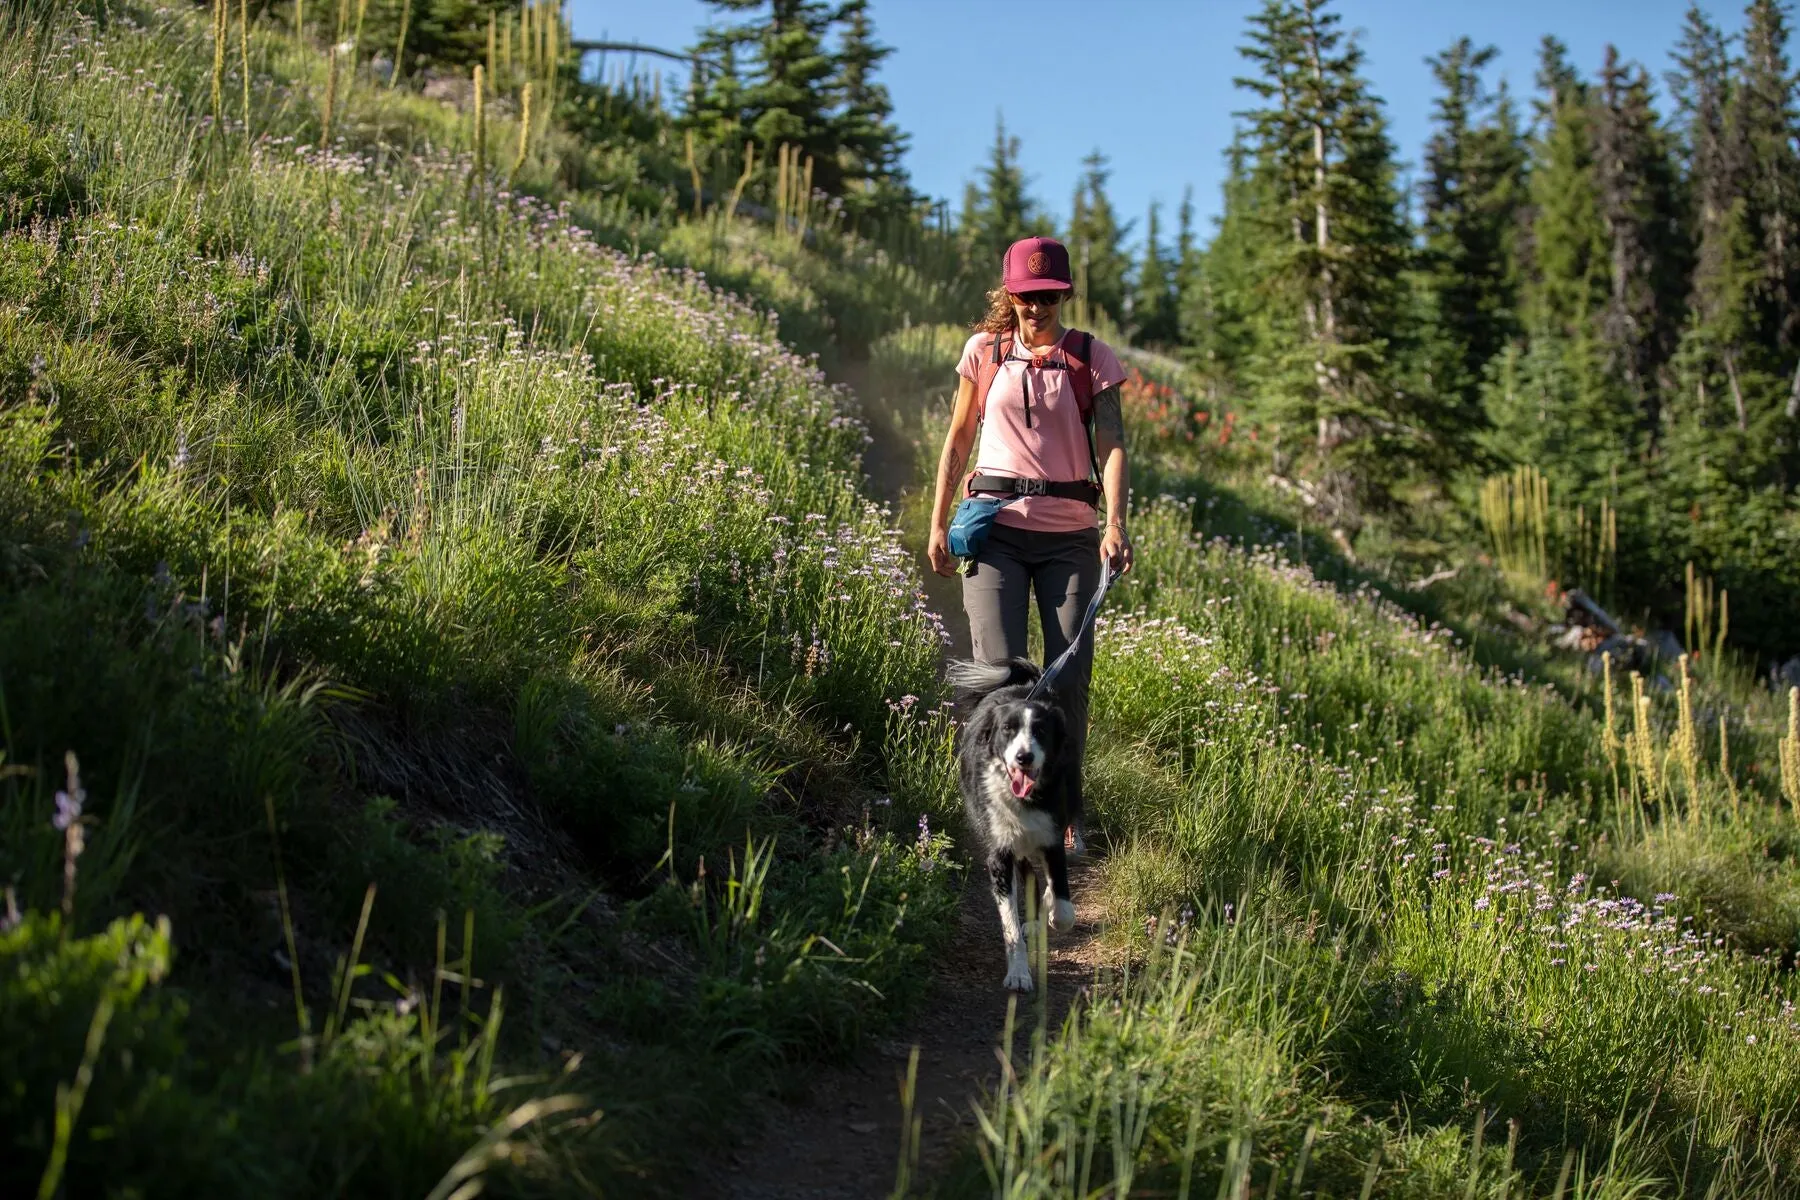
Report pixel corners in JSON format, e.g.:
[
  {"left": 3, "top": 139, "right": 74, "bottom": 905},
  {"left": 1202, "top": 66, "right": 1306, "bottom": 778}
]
[
  {"left": 1661, "top": 6, "right": 1753, "bottom": 490},
  {"left": 1489, "top": 44, "right": 1641, "bottom": 499},
  {"left": 1174, "top": 185, "right": 1202, "bottom": 319},
  {"left": 1416, "top": 38, "right": 1527, "bottom": 448},
  {"left": 688, "top": 30, "right": 751, "bottom": 150},
  {"left": 1232, "top": 0, "right": 1412, "bottom": 514},
  {"left": 1184, "top": 138, "right": 1270, "bottom": 398},
  {"left": 960, "top": 114, "right": 1040, "bottom": 273},
  {"left": 1737, "top": 0, "right": 1800, "bottom": 381},
  {"left": 1593, "top": 45, "right": 1688, "bottom": 426},
  {"left": 1532, "top": 35, "right": 1582, "bottom": 126},
  {"left": 1065, "top": 150, "right": 1132, "bottom": 328},
  {"left": 1519, "top": 43, "right": 1608, "bottom": 340},
  {"left": 1658, "top": 0, "right": 1800, "bottom": 500},
  {"left": 1132, "top": 201, "right": 1180, "bottom": 345},
  {"left": 830, "top": 0, "right": 909, "bottom": 220},
  {"left": 699, "top": 0, "right": 842, "bottom": 193},
  {"left": 1670, "top": 5, "right": 1754, "bottom": 370}
]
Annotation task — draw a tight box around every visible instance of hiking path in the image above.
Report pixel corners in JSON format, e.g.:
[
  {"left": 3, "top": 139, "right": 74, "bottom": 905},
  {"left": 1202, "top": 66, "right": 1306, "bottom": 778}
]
[{"left": 702, "top": 363, "right": 1110, "bottom": 1199}]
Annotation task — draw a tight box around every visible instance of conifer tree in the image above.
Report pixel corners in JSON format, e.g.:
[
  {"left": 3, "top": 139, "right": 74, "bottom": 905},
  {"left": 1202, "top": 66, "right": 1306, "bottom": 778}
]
[
  {"left": 1532, "top": 35, "right": 1582, "bottom": 127},
  {"left": 1661, "top": 6, "right": 1755, "bottom": 487},
  {"left": 1416, "top": 38, "right": 1527, "bottom": 446},
  {"left": 1132, "top": 201, "right": 1180, "bottom": 345},
  {"left": 688, "top": 33, "right": 749, "bottom": 150},
  {"left": 1489, "top": 43, "right": 1640, "bottom": 497},
  {"left": 1670, "top": 3, "right": 1753, "bottom": 376},
  {"left": 1174, "top": 185, "right": 1202, "bottom": 318},
  {"left": 1736, "top": 0, "right": 1800, "bottom": 373},
  {"left": 698, "top": 0, "right": 841, "bottom": 192},
  {"left": 1066, "top": 150, "right": 1132, "bottom": 327},
  {"left": 1184, "top": 139, "right": 1268, "bottom": 397},
  {"left": 1593, "top": 45, "right": 1688, "bottom": 425},
  {"left": 960, "top": 114, "right": 1040, "bottom": 273},
  {"left": 1715, "top": 0, "right": 1800, "bottom": 478},
  {"left": 1232, "top": 0, "right": 1411, "bottom": 512},
  {"left": 830, "top": 0, "right": 909, "bottom": 218}
]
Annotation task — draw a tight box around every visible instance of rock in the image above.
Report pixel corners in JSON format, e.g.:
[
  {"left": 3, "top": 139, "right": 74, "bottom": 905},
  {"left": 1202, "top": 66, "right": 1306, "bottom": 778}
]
[
  {"left": 1648, "top": 629, "right": 1686, "bottom": 663},
  {"left": 1562, "top": 590, "right": 1620, "bottom": 636},
  {"left": 421, "top": 73, "right": 475, "bottom": 108},
  {"left": 1553, "top": 625, "right": 1589, "bottom": 652},
  {"left": 1564, "top": 589, "right": 1621, "bottom": 635},
  {"left": 1587, "top": 634, "right": 1652, "bottom": 677}
]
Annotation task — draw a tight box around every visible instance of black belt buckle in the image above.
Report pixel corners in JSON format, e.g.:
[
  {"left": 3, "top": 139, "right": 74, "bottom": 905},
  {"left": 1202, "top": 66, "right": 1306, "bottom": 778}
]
[{"left": 1013, "top": 478, "right": 1046, "bottom": 496}]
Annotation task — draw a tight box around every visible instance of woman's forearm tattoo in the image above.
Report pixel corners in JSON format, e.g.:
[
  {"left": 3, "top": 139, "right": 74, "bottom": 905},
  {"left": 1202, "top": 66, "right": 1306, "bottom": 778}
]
[
  {"left": 939, "top": 444, "right": 964, "bottom": 491},
  {"left": 1093, "top": 386, "right": 1125, "bottom": 442}
]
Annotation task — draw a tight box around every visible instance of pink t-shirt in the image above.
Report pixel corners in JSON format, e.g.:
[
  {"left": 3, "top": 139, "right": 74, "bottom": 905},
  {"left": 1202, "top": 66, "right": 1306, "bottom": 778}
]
[{"left": 957, "top": 330, "right": 1127, "bottom": 532}]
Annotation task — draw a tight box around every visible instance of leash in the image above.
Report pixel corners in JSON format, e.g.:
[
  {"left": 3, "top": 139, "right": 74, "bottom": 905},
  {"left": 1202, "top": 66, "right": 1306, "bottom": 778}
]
[{"left": 1026, "top": 559, "right": 1117, "bottom": 702}]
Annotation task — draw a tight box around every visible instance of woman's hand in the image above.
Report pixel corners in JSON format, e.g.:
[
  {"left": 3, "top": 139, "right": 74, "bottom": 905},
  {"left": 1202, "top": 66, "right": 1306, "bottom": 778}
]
[
  {"left": 1101, "top": 524, "right": 1133, "bottom": 575},
  {"left": 928, "top": 525, "right": 958, "bottom": 577}
]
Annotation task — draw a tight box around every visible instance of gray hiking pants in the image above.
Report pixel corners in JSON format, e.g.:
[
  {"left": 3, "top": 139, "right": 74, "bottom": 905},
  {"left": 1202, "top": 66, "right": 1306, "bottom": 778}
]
[{"left": 961, "top": 523, "right": 1102, "bottom": 776}]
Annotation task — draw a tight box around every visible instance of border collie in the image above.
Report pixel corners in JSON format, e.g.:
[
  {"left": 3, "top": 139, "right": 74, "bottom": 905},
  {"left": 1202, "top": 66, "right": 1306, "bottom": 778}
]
[{"left": 946, "top": 657, "right": 1080, "bottom": 992}]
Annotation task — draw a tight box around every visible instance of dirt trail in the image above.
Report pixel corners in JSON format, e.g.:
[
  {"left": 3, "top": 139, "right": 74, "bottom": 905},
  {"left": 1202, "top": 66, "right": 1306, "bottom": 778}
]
[
  {"left": 712, "top": 862, "right": 1106, "bottom": 1199},
  {"left": 704, "top": 361, "right": 1107, "bottom": 1197}
]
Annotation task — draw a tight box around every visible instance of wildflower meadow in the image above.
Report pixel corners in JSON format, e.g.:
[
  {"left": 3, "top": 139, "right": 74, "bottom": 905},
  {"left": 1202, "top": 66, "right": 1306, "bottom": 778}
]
[{"left": 3, "top": 3, "right": 1800, "bottom": 1199}]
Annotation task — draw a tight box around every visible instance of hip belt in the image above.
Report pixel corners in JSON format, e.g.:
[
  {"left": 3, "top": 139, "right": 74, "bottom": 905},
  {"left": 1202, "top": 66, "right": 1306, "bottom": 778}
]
[{"left": 968, "top": 474, "right": 1100, "bottom": 506}]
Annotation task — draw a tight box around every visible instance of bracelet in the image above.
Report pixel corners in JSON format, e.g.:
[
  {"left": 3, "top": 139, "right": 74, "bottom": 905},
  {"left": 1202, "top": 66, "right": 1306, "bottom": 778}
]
[{"left": 1105, "top": 519, "right": 1127, "bottom": 532}]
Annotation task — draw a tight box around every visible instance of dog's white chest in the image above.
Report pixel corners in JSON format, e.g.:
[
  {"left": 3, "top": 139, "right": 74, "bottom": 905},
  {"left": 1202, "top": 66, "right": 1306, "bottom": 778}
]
[{"left": 982, "top": 769, "right": 1058, "bottom": 855}]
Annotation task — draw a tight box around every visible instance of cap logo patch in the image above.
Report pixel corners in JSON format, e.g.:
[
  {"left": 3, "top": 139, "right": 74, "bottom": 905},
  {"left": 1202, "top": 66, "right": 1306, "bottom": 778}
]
[{"left": 1027, "top": 251, "right": 1049, "bottom": 275}]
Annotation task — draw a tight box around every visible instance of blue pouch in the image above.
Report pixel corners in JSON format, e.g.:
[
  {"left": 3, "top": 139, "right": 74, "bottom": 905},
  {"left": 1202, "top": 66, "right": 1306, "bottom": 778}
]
[{"left": 947, "top": 495, "right": 1021, "bottom": 559}]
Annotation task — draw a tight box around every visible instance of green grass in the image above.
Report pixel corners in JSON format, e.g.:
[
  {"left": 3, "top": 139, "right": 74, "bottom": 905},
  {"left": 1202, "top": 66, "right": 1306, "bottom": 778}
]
[
  {"left": 0, "top": 5, "right": 960, "bottom": 1195},
  {"left": 7, "top": 4, "right": 1800, "bottom": 1198},
  {"left": 930, "top": 495, "right": 1800, "bottom": 1196}
]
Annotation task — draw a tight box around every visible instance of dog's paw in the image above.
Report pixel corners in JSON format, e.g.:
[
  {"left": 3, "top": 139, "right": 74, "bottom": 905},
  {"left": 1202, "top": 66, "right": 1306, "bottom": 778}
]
[
  {"left": 1003, "top": 953, "right": 1034, "bottom": 992},
  {"left": 1049, "top": 897, "right": 1076, "bottom": 932}
]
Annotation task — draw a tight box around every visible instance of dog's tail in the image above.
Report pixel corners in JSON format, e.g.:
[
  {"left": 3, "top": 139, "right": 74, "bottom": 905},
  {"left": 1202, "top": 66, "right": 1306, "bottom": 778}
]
[{"left": 945, "top": 656, "right": 1041, "bottom": 698}]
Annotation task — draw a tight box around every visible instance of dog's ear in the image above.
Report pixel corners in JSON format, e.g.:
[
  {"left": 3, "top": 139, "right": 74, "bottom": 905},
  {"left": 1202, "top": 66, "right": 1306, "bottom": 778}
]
[{"left": 978, "top": 708, "right": 1003, "bottom": 757}]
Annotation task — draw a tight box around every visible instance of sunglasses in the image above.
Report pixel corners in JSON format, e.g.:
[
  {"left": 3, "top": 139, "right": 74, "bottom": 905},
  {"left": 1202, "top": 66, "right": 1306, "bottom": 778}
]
[{"left": 1011, "top": 290, "right": 1064, "bottom": 307}]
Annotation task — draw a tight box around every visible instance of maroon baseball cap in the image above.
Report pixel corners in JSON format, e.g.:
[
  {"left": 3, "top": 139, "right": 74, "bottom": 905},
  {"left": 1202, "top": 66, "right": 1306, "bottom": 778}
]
[{"left": 1003, "top": 236, "right": 1072, "bottom": 293}]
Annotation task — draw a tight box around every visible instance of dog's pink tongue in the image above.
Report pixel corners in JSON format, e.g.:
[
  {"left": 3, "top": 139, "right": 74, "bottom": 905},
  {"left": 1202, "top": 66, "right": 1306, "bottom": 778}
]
[{"left": 1009, "top": 766, "right": 1035, "bottom": 799}]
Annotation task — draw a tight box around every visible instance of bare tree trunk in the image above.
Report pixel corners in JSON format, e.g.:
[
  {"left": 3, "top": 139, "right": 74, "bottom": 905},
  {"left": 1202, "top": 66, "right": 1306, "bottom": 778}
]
[
  {"left": 1724, "top": 347, "right": 1748, "bottom": 431},
  {"left": 1310, "top": 58, "right": 1334, "bottom": 450}
]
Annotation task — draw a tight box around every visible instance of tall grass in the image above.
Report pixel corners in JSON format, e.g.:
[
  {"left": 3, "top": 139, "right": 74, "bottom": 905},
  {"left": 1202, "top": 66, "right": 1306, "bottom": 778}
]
[
  {"left": 0, "top": 4, "right": 959, "bottom": 1193},
  {"left": 10, "top": 5, "right": 1800, "bottom": 1197},
  {"left": 1480, "top": 464, "right": 1618, "bottom": 599},
  {"left": 943, "top": 480, "right": 1800, "bottom": 1196}
]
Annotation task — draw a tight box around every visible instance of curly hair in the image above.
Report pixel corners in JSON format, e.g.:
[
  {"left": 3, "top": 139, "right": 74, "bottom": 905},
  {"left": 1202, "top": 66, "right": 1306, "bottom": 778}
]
[{"left": 970, "top": 280, "right": 1074, "bottom": 335}]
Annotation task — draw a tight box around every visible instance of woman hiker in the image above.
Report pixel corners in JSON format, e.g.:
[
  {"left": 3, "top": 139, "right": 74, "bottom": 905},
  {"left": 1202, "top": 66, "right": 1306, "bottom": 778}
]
[{"left": 927, "top": 235, "right": 1133, "bottom": 847}]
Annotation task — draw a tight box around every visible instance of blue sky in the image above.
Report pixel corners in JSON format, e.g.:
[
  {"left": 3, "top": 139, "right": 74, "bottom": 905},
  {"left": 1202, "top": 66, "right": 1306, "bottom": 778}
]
[{"left": 569, "top": 1, "right": 1761, "bottom": 248}]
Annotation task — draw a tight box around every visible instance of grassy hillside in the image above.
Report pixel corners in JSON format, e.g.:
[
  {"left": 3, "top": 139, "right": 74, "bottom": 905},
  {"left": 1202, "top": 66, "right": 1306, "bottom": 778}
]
[
  {"left": 0, "top": 6, "right": 962, "bottom": 1196},
  {"left": 863, "top": 325, "right": 1800, "bottom": 1196},
  {"left": 6, "top": 5, "right": 1800, "bottom": 1200}
]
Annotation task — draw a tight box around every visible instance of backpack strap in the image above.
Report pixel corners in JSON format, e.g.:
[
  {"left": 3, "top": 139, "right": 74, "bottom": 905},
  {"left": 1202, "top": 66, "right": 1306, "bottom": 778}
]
[
  {"left": 973, "top": 331, "right": 1012, "bottom": 420},
  {"left": 1062, "top": 329, "right": 1096, "bottom": 417},
  {"left": 972, "top": 328, "right": 1104, "bottom": 481},
  {"left": 1062, "top": 329, "right": 1102, "bottom": 481}
]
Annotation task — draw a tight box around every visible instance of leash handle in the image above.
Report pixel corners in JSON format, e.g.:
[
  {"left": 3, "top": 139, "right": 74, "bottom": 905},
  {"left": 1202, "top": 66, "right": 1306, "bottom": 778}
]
[{"left": 1027, "top": 560, "right": 1116, "bottom": 701}]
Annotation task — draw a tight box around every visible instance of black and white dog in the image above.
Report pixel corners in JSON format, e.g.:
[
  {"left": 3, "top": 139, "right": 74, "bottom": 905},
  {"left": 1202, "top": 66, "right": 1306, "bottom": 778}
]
[{"left": 947, "top": 657, "right": 1080, "bottom": 992}]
